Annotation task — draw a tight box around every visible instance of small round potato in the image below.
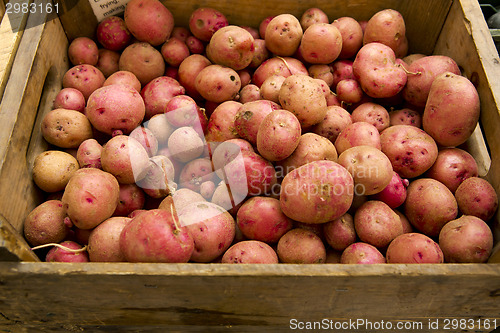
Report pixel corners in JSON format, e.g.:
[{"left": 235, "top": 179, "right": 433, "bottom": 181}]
[
  {"left": 277, "top": 228, "right": 326, "bottom": 264},
  {"left": 300, "top": 23, "right": 342, "bottom": 64},
  {"left": 33, "top": 150, "right": 80, "bottom": 193},
  {"left": 195, "top": 65, "right": 241, "bottom": 103},
  {"left": 265, "top": 14, "right": 303, "bottom": 56},
  {"left": 24, "top": 200, "right": 70, "bottom": 246},
  {"left": 41, "top": 108, "right": 93, "bottom": 149}
]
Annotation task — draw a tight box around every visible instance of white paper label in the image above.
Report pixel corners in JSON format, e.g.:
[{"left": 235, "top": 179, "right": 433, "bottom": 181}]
[{"left": 88, "top": 0, "right": 131, "bottom": 22}]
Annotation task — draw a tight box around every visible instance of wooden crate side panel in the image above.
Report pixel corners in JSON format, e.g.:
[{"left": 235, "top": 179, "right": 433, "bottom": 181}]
[
  {"left": 433, "top": 0, "right": 500, "bottom": 244},
  {"left": 0, "top": 214, "right": 39, "bottom": 261},
  {"left": 57, "top": 0, "right": 451, "bottom": 55},
  {"left": 0, "top": 9, "right": 69, "bottom": 234},
  {"left": 0, "top": 263, "right": 499, "bottom": 331}
]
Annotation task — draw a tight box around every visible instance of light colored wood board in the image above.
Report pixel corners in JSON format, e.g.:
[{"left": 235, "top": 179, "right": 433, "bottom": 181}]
[
  {"left": 434, "top": 0, "right": 500, "bottom": 244},
  {"left": 0, "top": 6, "right": 68, "bottom": 234},
  {"left": 0, "top": 0, "right": 32, "bottom": 101},
  {"left": 0, "top": 263, "right": 498, "bottom": 331},
  {"left": 56, "top": 0, "right": 451, "bottom": 55},
  {"left": 0, "top": 214, "right": 39, "bottom": 261}
]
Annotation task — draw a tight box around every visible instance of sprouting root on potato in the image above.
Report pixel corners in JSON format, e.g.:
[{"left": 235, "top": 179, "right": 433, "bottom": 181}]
[{"left": 26, "top": 0, "right": 498, "bottom": 264}]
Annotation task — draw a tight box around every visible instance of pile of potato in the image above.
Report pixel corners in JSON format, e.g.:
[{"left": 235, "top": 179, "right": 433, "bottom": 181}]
[{"left": 25, "top": 0, "right": 498, "bottom": 264}]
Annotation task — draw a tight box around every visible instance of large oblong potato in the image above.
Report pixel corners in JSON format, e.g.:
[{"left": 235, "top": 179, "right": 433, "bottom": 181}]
[
  {"left": 32, "top": 150, "right": 79, "bottom": 193},
  {"left": 41, "top": 108, "right": 93, "bottom": 148}
]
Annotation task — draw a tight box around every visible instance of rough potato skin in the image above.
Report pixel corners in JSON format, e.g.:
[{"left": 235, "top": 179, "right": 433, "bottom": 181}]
[
  {"left": 24, "top": 200, "right": 70, "bottom": 246},
  {"left": 234, "top": 100, "right": 280, "bottom": 145},
  {"left": 280, "top": 160, "right": 354, "bottom": 224},
  {"left": 256, "top": 110, "right": 301, "bottom": 161},
  {"left": 279, "top": 74, "right": 327, "bottom": 128},
  {"left": 277, "top": 228, "right": 326, "bottom": 263},
  {"left": 265, "top": 14, "right": 303, "bottom": 56},
  {"left": 188, "top": 7, "right": 228, "bottom": 42},
  {"left": 207, "top": 26, "right": 255, "bottom": 70},
  {"left": 41, "top": 108, "right": 93, "bottom": 149},
  {"left": 386, "top": 233, "right": 444, "bottom": 264},
  {"left": 205, "top": 101, "right": 242, "bottom": 142},
  {"left": 311, "top": 106, "right": 352, "bottom": 143},
  {"left": 62, "top": 64, "right": 105, "bottom": 100},
  {"left": 97, "top": 16, "right": 132, "bottom": 51},
  {"left": 32, "top": 150, "right": 79, "bottom": 193},
  {"left": 195, "top": 65, "right": 241, "bottom": 103}
]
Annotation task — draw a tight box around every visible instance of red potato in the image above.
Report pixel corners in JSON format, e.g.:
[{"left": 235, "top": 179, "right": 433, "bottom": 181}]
[
  {"left": 351, "top": 102, "right": 390, "bottom": 132},
  {"left": 178, "top": 55, "right": 212, "bottom": 101},
  {"left": 323, "top": 213, "right": 356, "bottom": 251},
  {"left": 259, "top": 75, "right": 286, "bottom": 104},
  {"left": 171, "top": 27, "right": 191, "bottom": 42},
  {"left": 96, "top": 16, "right": 132, "bottom": 51},
  {"left": 404, "top": 178, "right": 458, "bottom": 237},
  {"left": 311, "top": 105, "right": 352, "bottom": 143},
  {"left": 308, "top": 64, "right": 334, "bottom": 86},
  {"left": 279, "top": 74, "right": 327, "bottom": 128},
  {"left": 41, "top": 108, "right": 93, "bottom": 149},
  {"left": 238, "top": 69, "right": 252, "bottom": 88},
  {"left": 113, "top": 184, "right": 146, "bottom": 217},
  {"left": 249, "top": 39, "right": 269, "bottom": 69},
  {"left": 236, "top": 196, "right": 293, "bottom": 244},
  {"left": 331, "top": 59, "right": 354, "bottom": 90},
  {"left": 119, "top": 42, "right": 165, "bottom": 86},
  {"left": 96, "top": 49, "right": 120, "bottom": 78},
  {"left": 336, "top": 79, "right": 363, "bottom": 104},
  {"left": 168, "top": 126, "right": 204, "bottom": 163},
  {"left": 62, "top": 64, "right": 105, "bottom": 100},
  {"left": 280, "top": 160, "right": 353, "bottom": 224},
  {"left": 204, "top": 101, "right": 242, "bottom": 142},
  {"left": 129, "top": 126, "right": 159, "bottom": 157},
  {"left": 402, "top": 55, "right": 461, "bottom": 107},
  {"left": 164, "top": 95, "right": 200, "bottom": 128},
  {"left": 389, "top": 108, "right": 422, "bottom": 127},
  {"left": 331, "top": 16, "right": 364, "bottom": 59},
  {"left": 62, "top": 168, "right": 120, "bottom": 230},
  {"left": 24, "top": 200, "right": 70, "bottom": 246},
  {"left": 178, "top": 158, "right": 215, "bottom": 192},
  {"left": 53, "top": 88, "right": 85, "bottom": 112},
  {"left": 68, "top": 37, "right": 98, "bottom": 66},
  {"left": 188, "top": 7, "right": 228, "bottom": 42},
  {"left": 423, "top": 72, "right": 480, "bottom": 147},
  {"left": 76, "top": 138, "right": 103, "bottom": 169},
  {"left": 161, "top": 37, "right": 190, "bottom": 67},
  {"left": 277, "top": 228, "right": 326, "bottom": 264},
  {"left": 256, "top": 110, "right": 301, "bottom": 161},
  {"left": 238, "top": 84, "right": 261, "bottom": 104},
  {"left": 363, "top": 9, "right": 406, "bottom": 55},
  {"left": 101, "top": 135, "right": 150, "bottom": 184},
  {"left": 334, "top": 122, "right": 381, "bottom": 155},
  {"left": 265, "top": 14, "right": 303, "bottom": 56},
  {"left": 300, "top": 23, "right": 342, "bottom": 64},
  {"left": 439, "top": 215, "right": 493, "bottom": 263},
  {"left": 300, "top": 7, "right": 329, "bottom": 31},
  {"left": 276, "top": 133, "right": 338, "bottom": 177},
  {"left": 386, "top": 233, "right": 444, "bottom": 264},
  {"left": 395, "top": 210, "right": 413, "bottom": 234},
  {"left": 222, "top": 240, "right": 278, "bottom": 264},
  {"left": 45, "top": 241, "right": 89, "bottom": 263},
  {"left": 141, "top": 76, "right": 185, "bottom": 119},
  {"left": 252, "top": 56, "right": 308, "bottom": 87},
  {"left": 207, "top": 26, "right": 255, "bottom": 70},
  {"left": 120, "top": 209, "right": 194, "bottom": 263},
  {"left": 32, "top": 150, "right": 79, "bottom": 193},
  {"left": 186, "top": 36, "right": 205, "bottom": 54},
  {"left": 370, "top": 171, "right": 408, "bottom": 209},
  {"left": 103, "top": 71, "right": 142, "bottom": 92},
  {"left": 178, "top": 202, "right": 235, "bottom": 262},
  {"left": 212, "top": 139, "right": 254, "bottom": 179},
  {"left": 403, "top": 53, "right": 426, "bottom": 65},
  {"left": 352, "top": 42, "right": 407, "bottom": 98},
  {"left": 259, "top": 16, "right": 274, "bottom": 40},
  {"left": 124, "top": 0, "right": 174, "bottom": 46},
  {"left": 455, "top": 177, "right": 498, "bottom": 222},
  {"left": 195, "top": 64, "right": 241, "bottom": 103},
  {"left": 340, "top": 242, "right": 386, "bottom": 264},
  {"left": 425, "top": 148, "right": 478, "bottom": 193},
  {"left": 234, "top": 100, "right": 280, "bottom": 145},
  {"left": 87, "top": 216, "right": 131, "bottom": 262},
  {"left": 380, "top": 125, "right": 438, "bottom": 179},
  {"left": 242, "top": 26, "right": 260, "bottom": 39},
  {"left": 338, "top": 145, "right": 393, "bottom": 196},
  {"left": 86, "top": 84, "right": 145, "bottom": 136},
  {"left": 354, "top": 200, "right": 403, "bottom": 248}
]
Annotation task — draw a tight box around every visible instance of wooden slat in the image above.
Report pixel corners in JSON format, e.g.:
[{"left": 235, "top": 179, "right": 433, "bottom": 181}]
[
  {"left": 0, "top": 214, "right": 39, "bottom": 261},
  {"left": 0, "top": 262, "right": 499, "bottom": 332}
]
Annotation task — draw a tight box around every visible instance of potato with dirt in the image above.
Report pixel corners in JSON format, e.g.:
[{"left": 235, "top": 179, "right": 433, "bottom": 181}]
[
  {"left": 351, "top": 102, "right": 390, "bottom": 132},
  {"left": 256, "top": 110, "right": 301, "bottom": 161},
  {"left": 195, "top": 65, "right": 241, "bottom": 103},
  {"left": 455, "top": 177, "right": 498, "bottom": 222},
  {"left": 87, "top": 216, "right": 131, "bottom": 262},
  {"left": 277, "top": 228, "right": 326, "bottom": 264},
  {"left": 338, "top": 145, "right": 393, "bottom": 196},
  {"left": 280, "top": 160, "right": 353, "bottom": 224},
  {"left": 439, "top": 215, "right": 493, "bottom": 263},
  {"left": 380, "top": 125, "right": 438, "bottom": 179},
  {"left": 386, "top": 233, "right": 444, "bottom": 264},
  {"left": 206, "top": 25, "right": 255, "bottom": 70},
  {"left": 86, "top": 84, "right": 145, "bottom": 136},
  {"left": 204, "top": 101, "right": 242, "bottom": 142},
  {"left": 279, "top": 74, "right": 327, "bottom": 128},
  {"left": 234, "top": 100, "right": 280, "bottom": 145},
  {"left": 404, "top": 178, "right": 458, "bottom": 237},
  {"left": 389, "top": 108, "right": 422, "bottom": 127},
  {"left": 423, "top": 72, "right": 480, "bottom": 147},
  {"left": 32, "top": 150, "right": 79, "bottom": 193},
  {"left": 124, "top": 0, "right": 174, "bottom": 46},
  {"left": 76, "top": 139, "right": 103, "bottom": 169},
  {"left": 178, "top": 202, "right": 235, "bottom": 262},
  {"left": 265, "top": 14, "right": 303, "bottom": 56},
  {"left": 24, "top": 200, "right": 70, "bottom": 246},
  {"left": 62, "top": 168, "right": 120, "bottom": 230},
  {"left": 41, "top": 108, "right": 93, "bottom": 149},
  {"left": 188, "top": 7, "right": 228, "bottom": 42},
  {"left": 96, "top": 16, "right": 132, "bottom": 51},
  {"left": 120, "top": 209, "right": 194, "bottom": 263},
  {"left": 119, "top": 42, "right": 165, "bottom": 86},
  {"left": 62, "top": 64, "right": 105, "bottom": 101},
  {"left": 311, "top": 106, "right": 352, "bottom": 143},
  {"left": 221, "top": 240, "right": 278, "bottom": 264}
]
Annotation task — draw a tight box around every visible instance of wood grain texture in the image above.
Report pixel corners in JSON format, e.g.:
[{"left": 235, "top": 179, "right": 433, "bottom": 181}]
[{"left": 0, "top": 263, "right": 499, "bottom": 332}]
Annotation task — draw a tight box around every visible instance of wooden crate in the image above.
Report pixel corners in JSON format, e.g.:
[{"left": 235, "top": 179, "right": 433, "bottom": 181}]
[{"left": 1, "top": 0, "right": 500, "bottom": 332}]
